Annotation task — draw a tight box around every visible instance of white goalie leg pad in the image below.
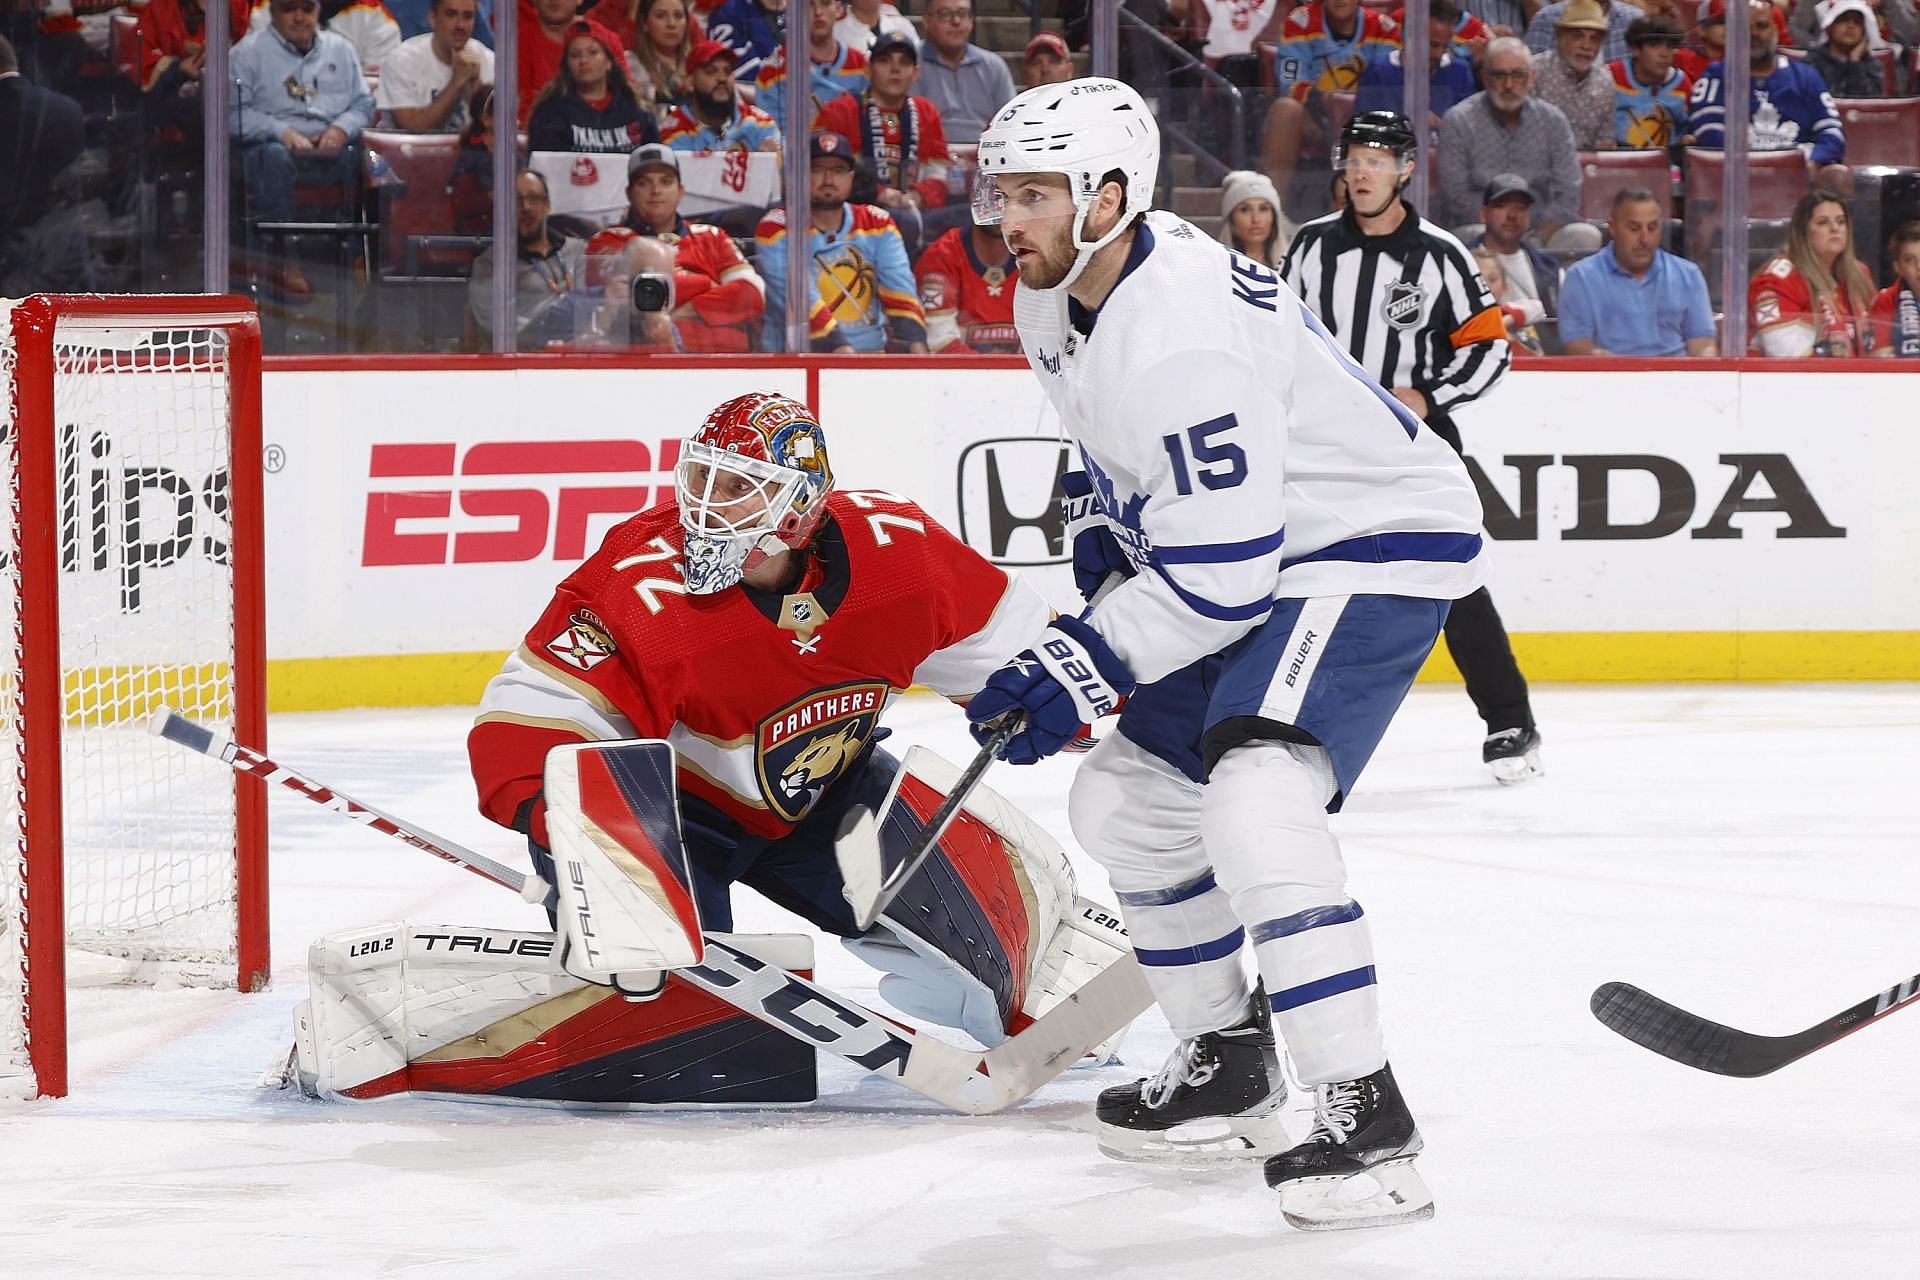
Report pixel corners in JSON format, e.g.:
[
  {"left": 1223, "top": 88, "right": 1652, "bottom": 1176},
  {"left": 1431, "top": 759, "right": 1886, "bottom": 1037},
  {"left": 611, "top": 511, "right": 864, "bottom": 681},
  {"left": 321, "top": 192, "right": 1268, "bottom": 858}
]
[
  {"left": 292, "top": 921, "right": 570, "bottom": 1100},
  {"left": 1069, "top": 731, "right": 1253, "bottom": 1038},
  {"left": 843, "top": 748, "right": 1139, "bottom": 1053},
  {"left": 1202, "top": 740, "right": 1385, "bottom": 1086},
  {"left": 291, "top": 921, "right": 816, "bottom": 1105},
  {"left": 545, "top": 740, "right": 704, "bottom": 980}
]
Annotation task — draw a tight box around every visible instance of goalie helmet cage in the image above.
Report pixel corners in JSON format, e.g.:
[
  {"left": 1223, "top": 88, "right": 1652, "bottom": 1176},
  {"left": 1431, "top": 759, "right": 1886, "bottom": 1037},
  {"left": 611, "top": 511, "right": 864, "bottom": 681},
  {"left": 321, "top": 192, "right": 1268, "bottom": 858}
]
[{"left": 0, "top": 295, "right": 268, "bottom": 1099}]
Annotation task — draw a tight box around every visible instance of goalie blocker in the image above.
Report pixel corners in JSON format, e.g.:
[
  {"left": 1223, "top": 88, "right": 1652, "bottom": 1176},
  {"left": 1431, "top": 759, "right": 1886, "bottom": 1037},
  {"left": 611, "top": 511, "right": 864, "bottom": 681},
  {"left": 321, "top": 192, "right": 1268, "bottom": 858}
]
[{"left": 289, "top": 743, "right": 1135, "bottom": 1107}]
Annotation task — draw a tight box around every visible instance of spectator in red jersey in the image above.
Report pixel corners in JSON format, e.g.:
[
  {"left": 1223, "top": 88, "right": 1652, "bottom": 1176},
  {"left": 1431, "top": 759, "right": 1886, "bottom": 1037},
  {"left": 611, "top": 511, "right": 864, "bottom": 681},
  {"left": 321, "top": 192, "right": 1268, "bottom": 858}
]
[
  {"left": 1390, "top": 2, "right": 1492, "bottom": 61},
  {"left": 626, "top": 0, "right": 696, "bottom": 123},
  {"left": 1805, "top": 0, "right": 1887, "bottom": 96},
  {"left": 1749, "top": 189, "right": 1878, "bottom": 356},
  {"left": 527, "top": 18, "right": 662, "bottom": 152},
  {"left": 1023, "top": 29, "right": 1074, "bottom": 88},
  {"left": 814, "top": 32, "right": 950, "bottom": 229},
  {"left": 1869, "top": 219, "right": 1920, "bottom": 357},
  {"left": 914, "top": 221, "right": 1019, "bottom": 352},
  {"left": 517, "top": 0, "right": 584, "bottom": 127},
  {"left": 1216, "top": 170, "right": 1292, "bottom": 268},
  {"left": 615, "top": 143, "right": 767, "bottom": 352},
  {"left": 575, "top": 224, "right": 681, "bottom": 346},
  {"left": 134, "top": 0, "right": 251, "bottom": 94}
]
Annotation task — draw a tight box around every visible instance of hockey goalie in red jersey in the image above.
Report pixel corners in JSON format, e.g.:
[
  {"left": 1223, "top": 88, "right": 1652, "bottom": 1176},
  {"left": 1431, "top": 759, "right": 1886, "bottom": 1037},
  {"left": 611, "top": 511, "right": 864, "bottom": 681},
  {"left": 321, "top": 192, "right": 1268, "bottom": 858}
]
[{"left": 462, "top": 392, "right": 1137, "bottom": 1060}]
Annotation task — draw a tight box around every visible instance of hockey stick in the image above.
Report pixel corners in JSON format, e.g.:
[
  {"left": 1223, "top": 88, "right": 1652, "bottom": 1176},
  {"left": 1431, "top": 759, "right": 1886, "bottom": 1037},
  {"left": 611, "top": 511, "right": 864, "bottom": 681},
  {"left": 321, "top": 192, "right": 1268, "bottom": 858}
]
[
  {"left": 836, "top": 714, "right": 1021, "bottom": 931},
  {"left": 152, "top": 707, "right": 1151, "bottom": 1114},
  {"left": 1590, "top": 974, "right": 1920, "bottom": 1077}
]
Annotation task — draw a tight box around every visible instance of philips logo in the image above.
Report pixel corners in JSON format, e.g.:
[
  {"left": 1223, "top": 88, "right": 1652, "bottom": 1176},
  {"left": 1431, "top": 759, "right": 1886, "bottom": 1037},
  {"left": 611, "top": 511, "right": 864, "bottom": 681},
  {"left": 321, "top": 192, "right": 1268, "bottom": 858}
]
[{"left": 1283, "top": 629, "right": 1319, "bottom": 688}]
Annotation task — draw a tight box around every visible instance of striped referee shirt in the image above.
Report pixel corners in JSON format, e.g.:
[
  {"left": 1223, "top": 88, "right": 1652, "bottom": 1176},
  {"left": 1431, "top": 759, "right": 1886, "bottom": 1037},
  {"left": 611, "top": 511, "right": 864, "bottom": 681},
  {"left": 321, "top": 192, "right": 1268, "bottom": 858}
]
[{"left": 1280, "top": 201, "right": 1511, "bottom": 419}]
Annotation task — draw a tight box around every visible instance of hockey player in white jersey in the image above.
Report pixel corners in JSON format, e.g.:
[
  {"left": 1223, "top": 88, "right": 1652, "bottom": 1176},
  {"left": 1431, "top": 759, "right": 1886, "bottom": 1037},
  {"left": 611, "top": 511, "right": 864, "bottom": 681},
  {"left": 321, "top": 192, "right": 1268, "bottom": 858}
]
[{"left": 962, "top": 78, "right": 1489, "bottom": 1230}]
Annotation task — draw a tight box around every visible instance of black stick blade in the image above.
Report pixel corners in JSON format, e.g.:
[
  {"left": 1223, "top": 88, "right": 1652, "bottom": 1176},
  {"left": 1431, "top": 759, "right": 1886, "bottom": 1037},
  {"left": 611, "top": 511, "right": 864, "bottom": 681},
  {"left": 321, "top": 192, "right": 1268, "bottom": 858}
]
[{"left": 1590, "top": 981, "right": 1770, "bottom": 1077}]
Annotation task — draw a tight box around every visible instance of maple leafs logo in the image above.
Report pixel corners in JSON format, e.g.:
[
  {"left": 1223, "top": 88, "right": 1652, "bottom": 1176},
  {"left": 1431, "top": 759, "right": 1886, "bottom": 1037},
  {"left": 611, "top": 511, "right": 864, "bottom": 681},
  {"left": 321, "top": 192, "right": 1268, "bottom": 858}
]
[{"left": 1080, "top": 448, "right": 1153, "bottom": 571}]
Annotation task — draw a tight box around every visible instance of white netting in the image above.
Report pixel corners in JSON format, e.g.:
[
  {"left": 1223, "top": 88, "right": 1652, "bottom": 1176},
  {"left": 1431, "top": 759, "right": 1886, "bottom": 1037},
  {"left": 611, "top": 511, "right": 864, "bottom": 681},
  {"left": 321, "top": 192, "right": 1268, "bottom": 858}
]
[{"left": 1, "top": 300, "right": 248, "bottom": 1097}]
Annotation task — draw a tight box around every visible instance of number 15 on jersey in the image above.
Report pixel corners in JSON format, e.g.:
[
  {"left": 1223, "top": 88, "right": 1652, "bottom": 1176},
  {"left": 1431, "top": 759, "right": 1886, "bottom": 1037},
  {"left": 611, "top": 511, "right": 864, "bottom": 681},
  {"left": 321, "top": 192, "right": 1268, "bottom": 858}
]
[{"left": 1163, "top": 413, "right": 1248, "bottom": 495}]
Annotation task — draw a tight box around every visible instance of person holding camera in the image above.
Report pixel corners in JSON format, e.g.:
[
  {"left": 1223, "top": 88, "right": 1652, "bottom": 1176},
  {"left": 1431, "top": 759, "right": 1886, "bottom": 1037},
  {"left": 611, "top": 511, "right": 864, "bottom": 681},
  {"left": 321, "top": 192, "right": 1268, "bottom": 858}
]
[
  {"left": 576, "top": 226, "right": 682, "bottom": 348},
  {"left": 615, "top": 143, "right": 767, "bottom": 352}
]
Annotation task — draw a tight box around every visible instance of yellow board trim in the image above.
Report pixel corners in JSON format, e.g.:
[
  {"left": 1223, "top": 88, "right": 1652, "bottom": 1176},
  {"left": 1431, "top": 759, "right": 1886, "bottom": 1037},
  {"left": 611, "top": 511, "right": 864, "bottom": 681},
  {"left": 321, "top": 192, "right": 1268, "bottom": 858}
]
[{"left": 267, "top": 632, "right": 1920, "bottom": 712}]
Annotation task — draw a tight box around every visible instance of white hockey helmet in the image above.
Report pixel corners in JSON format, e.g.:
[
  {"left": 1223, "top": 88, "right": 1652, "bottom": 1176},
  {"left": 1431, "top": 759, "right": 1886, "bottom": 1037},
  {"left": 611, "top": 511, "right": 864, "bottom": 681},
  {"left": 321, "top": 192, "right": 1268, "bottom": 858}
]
[{"left": 973, "top": 77, "right": 1161, "bottom": 290}]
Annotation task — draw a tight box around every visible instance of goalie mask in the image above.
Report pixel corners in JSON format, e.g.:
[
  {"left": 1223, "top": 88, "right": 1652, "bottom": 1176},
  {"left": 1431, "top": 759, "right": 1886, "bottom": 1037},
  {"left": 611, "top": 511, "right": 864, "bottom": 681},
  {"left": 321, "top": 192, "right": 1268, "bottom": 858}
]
[{"left": 676, "top": 392, "right": 834, "bottom": 595}]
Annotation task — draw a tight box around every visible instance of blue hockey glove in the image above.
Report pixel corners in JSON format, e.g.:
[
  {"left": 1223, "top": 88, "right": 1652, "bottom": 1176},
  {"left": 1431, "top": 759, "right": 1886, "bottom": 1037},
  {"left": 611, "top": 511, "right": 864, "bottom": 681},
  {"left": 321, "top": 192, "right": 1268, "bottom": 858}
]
[
  {"left": 1060, "top": 470, "right": 1134, "bottom": 603},
  {"left": 967, "top": 617, "right": 1136, "bottom": 765}
]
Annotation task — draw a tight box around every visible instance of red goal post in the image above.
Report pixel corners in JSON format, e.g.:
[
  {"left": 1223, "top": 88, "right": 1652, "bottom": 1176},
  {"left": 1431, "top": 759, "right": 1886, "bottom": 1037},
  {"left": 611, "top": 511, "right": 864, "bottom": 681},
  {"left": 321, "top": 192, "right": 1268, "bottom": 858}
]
[{"left": 1, "top": 295, "right": 268, "bottom": 1099}]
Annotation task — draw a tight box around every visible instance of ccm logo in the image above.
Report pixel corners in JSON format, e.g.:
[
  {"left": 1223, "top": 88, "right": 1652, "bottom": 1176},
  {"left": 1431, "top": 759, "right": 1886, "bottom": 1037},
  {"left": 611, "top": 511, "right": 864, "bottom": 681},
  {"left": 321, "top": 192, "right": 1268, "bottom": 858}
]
[{"left": 362, "top": 439, "right": 678, "bottom": 566}]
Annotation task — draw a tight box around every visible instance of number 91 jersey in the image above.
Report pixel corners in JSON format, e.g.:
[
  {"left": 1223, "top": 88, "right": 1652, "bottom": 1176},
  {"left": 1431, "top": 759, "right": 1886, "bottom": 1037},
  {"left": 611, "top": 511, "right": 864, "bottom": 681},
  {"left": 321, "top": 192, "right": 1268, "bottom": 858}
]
[
  {"left": 1012, "top": 212, "right": 1488, "bottom": 687},
  {"left": 469, "top": 491, "right": 1048, "bottom": 845}
]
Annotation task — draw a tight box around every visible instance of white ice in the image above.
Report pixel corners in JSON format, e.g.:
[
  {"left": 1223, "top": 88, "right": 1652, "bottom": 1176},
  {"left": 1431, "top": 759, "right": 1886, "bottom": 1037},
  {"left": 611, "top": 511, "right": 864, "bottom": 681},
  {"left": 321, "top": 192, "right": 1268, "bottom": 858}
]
[{"left": 4, "top": 684, "right": 1919, "bottom": 1279}]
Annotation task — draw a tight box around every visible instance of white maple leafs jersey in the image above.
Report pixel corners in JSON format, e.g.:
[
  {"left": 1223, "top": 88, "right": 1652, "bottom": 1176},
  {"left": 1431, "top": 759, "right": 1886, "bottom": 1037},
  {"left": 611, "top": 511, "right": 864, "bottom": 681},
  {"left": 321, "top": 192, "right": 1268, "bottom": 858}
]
[{"left": 1014, "top": 211, "right": 1489, "bottom": 685}]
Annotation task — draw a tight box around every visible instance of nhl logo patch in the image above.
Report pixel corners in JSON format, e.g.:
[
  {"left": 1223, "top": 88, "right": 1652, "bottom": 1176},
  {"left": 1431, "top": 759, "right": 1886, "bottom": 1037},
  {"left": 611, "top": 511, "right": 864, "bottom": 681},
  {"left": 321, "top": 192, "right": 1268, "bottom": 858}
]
[
  {"left": 1382, "top": 280, "right": 1426, "bottom": 329},
  {"left": 546, "top": 610, "right": 617, "bottom": 672}
]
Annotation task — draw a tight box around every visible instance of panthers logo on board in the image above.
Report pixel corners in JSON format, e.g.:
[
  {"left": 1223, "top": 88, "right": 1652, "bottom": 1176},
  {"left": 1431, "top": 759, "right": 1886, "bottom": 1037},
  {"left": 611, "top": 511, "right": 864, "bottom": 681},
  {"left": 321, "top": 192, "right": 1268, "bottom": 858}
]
[{"left": 756, "top": 681, "right": 887, "bottom": 823}]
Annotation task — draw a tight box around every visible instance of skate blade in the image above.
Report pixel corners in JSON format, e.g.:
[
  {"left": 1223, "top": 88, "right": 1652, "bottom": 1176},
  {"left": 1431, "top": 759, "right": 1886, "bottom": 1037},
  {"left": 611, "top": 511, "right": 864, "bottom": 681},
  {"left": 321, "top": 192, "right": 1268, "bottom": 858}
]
[
  {"left": 1277, "top": 1156, "right": 1435, "bottom": 1231},
  {"left": 1489, "top": 749, "right": 1544, "bottom": 786},
  {"left": 1095, "top": 1113, "right": 1292, "bottom": 1165}
]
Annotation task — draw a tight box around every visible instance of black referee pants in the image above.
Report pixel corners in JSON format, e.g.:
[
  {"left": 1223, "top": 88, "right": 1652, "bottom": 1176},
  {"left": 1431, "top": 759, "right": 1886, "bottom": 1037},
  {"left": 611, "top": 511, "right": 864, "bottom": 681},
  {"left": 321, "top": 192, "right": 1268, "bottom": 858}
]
[{"left": 1427, "top": 413, "right": 1535, "bottom": 736}]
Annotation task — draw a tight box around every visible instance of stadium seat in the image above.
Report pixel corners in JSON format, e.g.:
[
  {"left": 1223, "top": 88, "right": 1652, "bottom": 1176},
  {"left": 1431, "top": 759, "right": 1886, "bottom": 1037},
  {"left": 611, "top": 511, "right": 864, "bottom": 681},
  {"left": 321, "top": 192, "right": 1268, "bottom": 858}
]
[
  {"left": 1836, "top": 97, "right": 1920, "bottom": 169},
  {"left": 1683, "top": 149, "right": 1809, "bottom": 304},
  {"left": 1577, "top": 149, "right": 1673, "bottom": 222},
  {"left": 1870, "top": 47, "right": 1897, "bottom": 96}
]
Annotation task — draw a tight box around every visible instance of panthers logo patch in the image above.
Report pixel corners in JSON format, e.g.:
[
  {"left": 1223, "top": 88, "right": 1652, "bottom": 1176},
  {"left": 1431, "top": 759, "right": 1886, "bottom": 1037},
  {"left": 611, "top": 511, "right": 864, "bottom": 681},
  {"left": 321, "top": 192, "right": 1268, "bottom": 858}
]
[{"left": 756, "top": 681, "right": 887, "bottom": 823}]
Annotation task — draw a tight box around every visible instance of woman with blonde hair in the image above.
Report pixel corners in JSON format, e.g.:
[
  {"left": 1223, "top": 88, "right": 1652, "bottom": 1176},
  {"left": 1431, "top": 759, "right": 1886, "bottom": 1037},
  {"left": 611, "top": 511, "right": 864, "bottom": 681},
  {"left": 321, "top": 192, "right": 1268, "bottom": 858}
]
[
  {"left": 625, "top": 0, "right": 696, "bottom": 123},
  {"left": 1216, "top": 170, "right": 1294, "bottom": 269},
  {"left": 527, "top": 19, "right": 662, "bottom": 153},
  {"left": 1748, "top": 189, "right": 1878, "bottom": 357}
]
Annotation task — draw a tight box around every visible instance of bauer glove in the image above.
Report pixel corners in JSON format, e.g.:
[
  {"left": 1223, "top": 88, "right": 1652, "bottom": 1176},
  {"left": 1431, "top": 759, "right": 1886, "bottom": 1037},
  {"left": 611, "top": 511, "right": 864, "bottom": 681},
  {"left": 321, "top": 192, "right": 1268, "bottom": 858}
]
[{"left": 967, "top": 617, "right": 1135, "bottom": 765}]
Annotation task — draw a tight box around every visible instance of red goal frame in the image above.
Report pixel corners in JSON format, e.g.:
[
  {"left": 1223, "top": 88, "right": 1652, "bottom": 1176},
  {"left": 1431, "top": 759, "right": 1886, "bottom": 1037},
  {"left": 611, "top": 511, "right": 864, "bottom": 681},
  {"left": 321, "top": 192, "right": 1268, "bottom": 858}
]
[{"left": 6, "top": 294, "right": 268, "bottom": 1098}]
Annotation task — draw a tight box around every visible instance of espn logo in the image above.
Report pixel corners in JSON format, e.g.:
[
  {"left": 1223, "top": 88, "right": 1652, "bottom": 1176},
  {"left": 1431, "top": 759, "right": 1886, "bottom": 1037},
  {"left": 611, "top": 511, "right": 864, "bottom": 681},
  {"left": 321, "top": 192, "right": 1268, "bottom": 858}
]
[
  {"left": 955, "top": 438, "right": 1072, "bottom": 567},
  {"left": 363, "top": 438, "right": 679, "bottom": 566}
]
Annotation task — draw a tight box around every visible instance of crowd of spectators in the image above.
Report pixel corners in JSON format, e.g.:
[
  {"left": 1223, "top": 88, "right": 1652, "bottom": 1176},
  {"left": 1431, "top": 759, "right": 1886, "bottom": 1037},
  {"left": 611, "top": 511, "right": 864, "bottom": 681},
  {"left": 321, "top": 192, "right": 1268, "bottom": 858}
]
[{"left": 2, "top": 0, "right": 1918, "bottom": 356}]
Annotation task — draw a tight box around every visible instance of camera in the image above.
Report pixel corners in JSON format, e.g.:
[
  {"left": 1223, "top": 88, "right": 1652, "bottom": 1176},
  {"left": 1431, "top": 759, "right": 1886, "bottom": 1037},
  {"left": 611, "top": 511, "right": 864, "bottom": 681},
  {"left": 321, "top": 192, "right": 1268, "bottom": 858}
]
[{"left": 631, "top": 270, "right": 674, "bottom": 313}]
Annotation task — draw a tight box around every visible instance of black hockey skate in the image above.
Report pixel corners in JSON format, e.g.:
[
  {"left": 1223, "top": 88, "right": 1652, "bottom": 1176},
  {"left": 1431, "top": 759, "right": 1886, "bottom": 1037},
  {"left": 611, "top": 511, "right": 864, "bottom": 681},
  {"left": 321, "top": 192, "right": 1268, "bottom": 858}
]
[
  {"left": 1482, "top": 725, "right": 1544, "bottom": 785},
  {"left": 1093, "top": 987, "right": 1288, "bottom": 1164},
  {"left": 1263, "top": 1062, "right": 1434, "bottom": 1231}
]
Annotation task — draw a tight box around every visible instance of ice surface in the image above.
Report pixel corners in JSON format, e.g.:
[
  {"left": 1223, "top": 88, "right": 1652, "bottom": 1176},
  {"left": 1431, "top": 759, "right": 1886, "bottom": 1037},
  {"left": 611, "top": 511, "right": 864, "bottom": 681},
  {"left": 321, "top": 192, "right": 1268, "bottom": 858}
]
[{"left": 4, "top": 685, "right": 1918, "bottom": 1279}]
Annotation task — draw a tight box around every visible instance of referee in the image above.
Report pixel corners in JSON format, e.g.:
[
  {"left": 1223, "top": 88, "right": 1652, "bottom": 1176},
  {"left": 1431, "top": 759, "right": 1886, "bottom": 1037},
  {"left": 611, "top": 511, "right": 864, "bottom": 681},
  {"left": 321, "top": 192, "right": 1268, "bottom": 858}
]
[{"left": 1278, "top": 110, "right": 1543, "bottom": 783}]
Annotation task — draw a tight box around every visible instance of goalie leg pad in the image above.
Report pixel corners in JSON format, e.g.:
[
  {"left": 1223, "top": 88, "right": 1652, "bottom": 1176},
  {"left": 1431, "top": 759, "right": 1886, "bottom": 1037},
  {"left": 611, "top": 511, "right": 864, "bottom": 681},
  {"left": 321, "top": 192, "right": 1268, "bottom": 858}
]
[
  {"left": 545, "top": 740, "right": 705, "bottom": 977},
  {"left": 292, "top": 923, "right": 816, "bottom": 1107},
  {"left": 847, "top": 747, "right": 1139, "bottom": 1055}
]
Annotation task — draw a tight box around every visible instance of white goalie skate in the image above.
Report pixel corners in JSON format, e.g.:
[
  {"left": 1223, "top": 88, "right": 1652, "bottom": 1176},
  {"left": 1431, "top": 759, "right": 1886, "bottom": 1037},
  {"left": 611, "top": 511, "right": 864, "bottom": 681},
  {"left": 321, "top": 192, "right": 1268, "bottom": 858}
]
[{"left": 1264, "top": 1063, "right": 1435, "bottom": 1231}]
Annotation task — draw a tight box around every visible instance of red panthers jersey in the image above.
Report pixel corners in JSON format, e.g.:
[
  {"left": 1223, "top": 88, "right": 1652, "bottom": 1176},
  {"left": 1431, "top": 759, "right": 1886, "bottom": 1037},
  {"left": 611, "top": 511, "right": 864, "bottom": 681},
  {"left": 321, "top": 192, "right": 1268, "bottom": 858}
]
[
  {"left": 470, "top": 491, "right": 1048, "bottom": 844},
  {"left": 915, "top": 227, "right": 1020, "bottom": 354}
]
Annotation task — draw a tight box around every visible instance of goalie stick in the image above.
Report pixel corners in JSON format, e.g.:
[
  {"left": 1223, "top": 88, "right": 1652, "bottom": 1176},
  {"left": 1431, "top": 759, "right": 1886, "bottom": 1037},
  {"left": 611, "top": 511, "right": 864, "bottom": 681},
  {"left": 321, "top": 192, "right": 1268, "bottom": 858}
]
[
  {"left": 151, "top": 707, "right": 1151, "bottom": 1114},
  {"left": 1590, "top": 974, "right": 1920, "bottom": 1077},
  {"left": 836, "top": 713, "right": 1021, "bottom": 931}
]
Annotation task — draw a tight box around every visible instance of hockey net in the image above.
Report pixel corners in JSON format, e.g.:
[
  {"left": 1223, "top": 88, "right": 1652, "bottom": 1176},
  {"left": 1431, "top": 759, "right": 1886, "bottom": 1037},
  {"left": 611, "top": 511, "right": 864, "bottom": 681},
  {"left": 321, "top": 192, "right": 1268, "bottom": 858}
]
[{"left": 0, "top": 295, "right": 267, "bottom": 1099}]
